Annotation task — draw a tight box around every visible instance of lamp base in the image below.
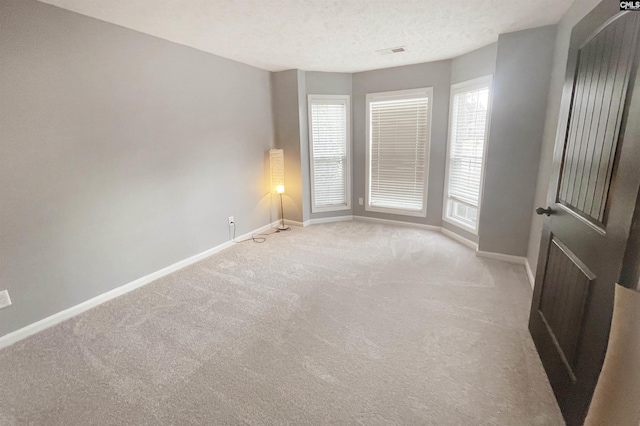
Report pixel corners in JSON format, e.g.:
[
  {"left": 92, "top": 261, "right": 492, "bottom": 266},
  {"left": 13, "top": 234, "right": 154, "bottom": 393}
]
[
  {"left": 277, "top": 193, "right": 290, "bottom": 232},
  {"left": 277, "top": 224, "right": 290, "bottom": 232}
]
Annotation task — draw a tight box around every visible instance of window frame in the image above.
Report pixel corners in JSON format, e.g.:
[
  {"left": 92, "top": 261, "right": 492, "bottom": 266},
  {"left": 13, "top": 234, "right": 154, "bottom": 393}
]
[
  {"left": 365, "top": 87, "right": 433, "bottom": 218},
  {"left": 443, "top": 75, "right": 493, "bottom": 234},
  {"left": 307, "top": 94, "right": 352, "bottom": 213}
]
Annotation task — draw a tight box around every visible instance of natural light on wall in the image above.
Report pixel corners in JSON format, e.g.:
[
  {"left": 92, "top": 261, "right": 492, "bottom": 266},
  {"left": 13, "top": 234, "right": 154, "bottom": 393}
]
[
  {"left": 444, "top": 76, "right": 492, "bottom": 233},
  {"left": 269, "top": 149, "right": 285, "bottom": 194}
]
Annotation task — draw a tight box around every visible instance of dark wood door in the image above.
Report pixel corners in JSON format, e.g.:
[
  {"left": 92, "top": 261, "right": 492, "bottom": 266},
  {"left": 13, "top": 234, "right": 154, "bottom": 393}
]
[{"left": 529, "top": 4, "right": 640, "bottom": 425}]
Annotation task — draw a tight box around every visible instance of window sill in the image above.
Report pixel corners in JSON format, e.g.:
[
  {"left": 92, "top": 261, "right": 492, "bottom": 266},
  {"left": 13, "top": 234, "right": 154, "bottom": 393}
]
[
  {"left": 365, "top": 205, "right": 427, "bottom": 218},
  {"left": 311, "top": 204, "right": 351, "bottom": 214}
]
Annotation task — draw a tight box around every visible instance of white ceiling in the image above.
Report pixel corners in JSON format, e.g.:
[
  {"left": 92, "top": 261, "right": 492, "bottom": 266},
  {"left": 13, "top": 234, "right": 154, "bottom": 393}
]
[{"left": 39, "top": 0, "right": 574, "bottom": 73}]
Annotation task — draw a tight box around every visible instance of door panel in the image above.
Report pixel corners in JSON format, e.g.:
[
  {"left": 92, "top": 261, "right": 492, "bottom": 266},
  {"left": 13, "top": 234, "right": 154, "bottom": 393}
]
[
  {"left": 538, "top": 237, "right": 594, "bottom": 380},
  {"left": 529, "top": 4, "right": 640, "bottom": 425},
  {"left": 557, "top": 12, "right": 639, "bottom": 227}
]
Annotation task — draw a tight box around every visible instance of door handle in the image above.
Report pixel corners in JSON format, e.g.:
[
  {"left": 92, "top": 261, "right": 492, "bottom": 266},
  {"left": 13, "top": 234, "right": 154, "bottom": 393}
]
[{"left": 536, "top": 206, "right": 553, "bottom": 216}]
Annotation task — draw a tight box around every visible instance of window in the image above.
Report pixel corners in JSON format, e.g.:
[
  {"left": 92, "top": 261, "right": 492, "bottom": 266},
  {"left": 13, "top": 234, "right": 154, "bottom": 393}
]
[
  {"left": 308, "top": 95, "right": 351, "bottom": 213},
  {"left": 366, "top": 88, "right": 432, "bottom": 217},
  {"left": 444, "top": 76, "right": 492, "bottom": 233}
]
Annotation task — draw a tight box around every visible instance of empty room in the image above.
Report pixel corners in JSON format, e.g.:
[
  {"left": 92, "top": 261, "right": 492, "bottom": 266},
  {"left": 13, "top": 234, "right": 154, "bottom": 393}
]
[{"left": 2, "top": 0, "right": 640, "bottom": 424}]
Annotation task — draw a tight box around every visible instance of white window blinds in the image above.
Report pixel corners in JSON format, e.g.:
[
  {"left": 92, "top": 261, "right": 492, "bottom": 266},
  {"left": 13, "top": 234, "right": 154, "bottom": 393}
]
[
  {"left": 445, "top": 77, "right": 492, "bottom": 231},
  {"left": 367, "top": 88, "right": 432, "bottom": 216},
  {"left": 308, "top": 95, "right": 351, "bottom": 212}
]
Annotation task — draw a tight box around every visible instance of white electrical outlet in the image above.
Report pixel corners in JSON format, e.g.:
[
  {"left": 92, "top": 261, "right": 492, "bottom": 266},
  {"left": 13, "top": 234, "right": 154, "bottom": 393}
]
[
  {"left": 228, "top": 216, "right": 234, "bottom": 226},
  {"left": 0, "top": 290, "right": 11, "bottom": 309},
  {"left": 358, "top": 197, "right": 364, "bottom": 206}
]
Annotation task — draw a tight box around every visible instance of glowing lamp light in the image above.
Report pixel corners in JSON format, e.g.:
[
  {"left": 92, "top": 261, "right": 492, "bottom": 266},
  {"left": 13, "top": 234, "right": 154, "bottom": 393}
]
[{"left": 269, "top": 149, "right": 289, "bottom": 231}]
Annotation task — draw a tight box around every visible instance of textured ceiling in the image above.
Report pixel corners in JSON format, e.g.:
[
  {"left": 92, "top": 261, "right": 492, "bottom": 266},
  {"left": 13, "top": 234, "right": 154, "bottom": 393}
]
[{"left": 38, "top": 0, "right": 574, "bottom": 73}]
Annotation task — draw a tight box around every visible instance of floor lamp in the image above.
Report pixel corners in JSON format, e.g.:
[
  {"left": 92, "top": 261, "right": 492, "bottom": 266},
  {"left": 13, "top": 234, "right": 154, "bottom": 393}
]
[{"left": 269, "top": 149, "right": 290, "bottom": 231}]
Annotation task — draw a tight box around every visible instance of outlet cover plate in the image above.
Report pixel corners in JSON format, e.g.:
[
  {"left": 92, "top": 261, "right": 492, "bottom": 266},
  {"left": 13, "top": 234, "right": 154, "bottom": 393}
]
[{"left": 0, "top": 290, "right": 12, "bottom": 309}]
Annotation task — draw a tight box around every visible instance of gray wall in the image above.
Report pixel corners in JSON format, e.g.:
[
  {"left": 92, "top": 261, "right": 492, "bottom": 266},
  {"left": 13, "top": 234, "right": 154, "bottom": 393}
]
[
  {"left": 478, "top": 26, "right": 557, "bottom": 256},
  {"left": 271, "top": 70, "right": 306, "bottom": 223},
  {"left": 451, "top": 43, "right": 498, "bottom": 85},
  {"left": 296, "top": 71, "right": 311, "bottom": 223},
  {"left": 526, "top": 0, "right": 602, "bottom": 271},
  {"left": 304, "top": 72, "right": 353, "bottom": 220},
  {"left": 441, "top": 221, "right": 479, "bottom": 244},
  {"left": 0, "top": 0, "right": 274, "bottom": 337},
  {"left": 351, "top": 61, "right": 452, "bottom": 226}
]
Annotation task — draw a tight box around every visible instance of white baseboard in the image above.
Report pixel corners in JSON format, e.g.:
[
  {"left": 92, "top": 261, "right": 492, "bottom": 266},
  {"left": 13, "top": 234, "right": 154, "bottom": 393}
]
[
  {"left": 524, "top": 259, "right": 535, "bottom": 290},
  {"left": 298, "top": 217, "right": 524, "bottom": 270},
  {"left": 0, "top": 220, "right": 279, "bottom": 351},
  {"left": 476, "top": 250, "right": 527, "bottom": 265},
  {"left": 352, "top": 215, "right": 479, "bottom": 250},
  {"left": 477, "top": 251, "right": 535, "bottom": 289},
  {"left": 308, "top": 215, "right": 353, "bottom": 225},
  {"left": 1, "top": 215, "right": 530, "bottom": 350},
  {"left": 440, "top": 227, "right": 478, "bottom": 250},
  {"left": 352, "top": 215, "right": 441, "bottom": 231},
  {"left": 287, "top": 216, "right": 353, "bottom": 227},
  {"left": 285, "top": 220, "right": 310, "bottom": 227}
]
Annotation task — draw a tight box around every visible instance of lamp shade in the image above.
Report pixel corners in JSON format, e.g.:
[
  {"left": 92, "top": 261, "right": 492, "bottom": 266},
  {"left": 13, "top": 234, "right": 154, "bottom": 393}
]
[{"left": 270, "top": 149, "right": 285, "bottom": 194}]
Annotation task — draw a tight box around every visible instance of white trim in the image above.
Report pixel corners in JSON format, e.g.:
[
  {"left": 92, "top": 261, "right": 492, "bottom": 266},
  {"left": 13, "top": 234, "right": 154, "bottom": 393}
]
[
  {"left": 525, "top": 259, "right": 535, "bottom": 289},
  {"left": 310, "top": 205, "right": 351, "bottom": 213},
  {"left": 307, "top": 94, "right": 351, "bottom": 214},
  {"left": 307, "top": 215, "right": 353, "bottom": 225},
  {"left": 363, "top": 204, "right": 427, "bottom": 218},
  {"left": 442, "top": 75, "right": 493, "bottom": 235},
  {"left": 1, "top": 215, "right": 531, "bottom": 350},
  {"left": 476, "top": 250, "right": 527, "bottom": 265},
  {"left": 365, "top": 87, "right": 432, "bottom": 218},
  {"left": 0, "top": 220, "right": 280, "bottom": 351},
  {"left": 353, "top": 216, "right": 477, "bottom": 250},
  {"left": 441, "top": 227, "right": 478, "bottom": 250},
  {"left": 352, "top": 215, "right": 440, "bottom": 231},
  {"left": 285, "top": 220, "right": 310, "bottom": 227},
  {"left": 442, "top": 215, "right": 478, "bottom": 235}
]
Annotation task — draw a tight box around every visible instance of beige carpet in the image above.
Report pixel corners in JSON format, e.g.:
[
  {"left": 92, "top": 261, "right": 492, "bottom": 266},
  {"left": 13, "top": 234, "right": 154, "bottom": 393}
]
[{"left": 0, "top": 222, "right": 564, "bottom": 425}]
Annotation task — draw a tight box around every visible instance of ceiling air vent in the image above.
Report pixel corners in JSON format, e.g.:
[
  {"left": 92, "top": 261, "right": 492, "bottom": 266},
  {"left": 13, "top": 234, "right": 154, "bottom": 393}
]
[{"left": 375, "top": 46, "right": 406, "bottom": 55}]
